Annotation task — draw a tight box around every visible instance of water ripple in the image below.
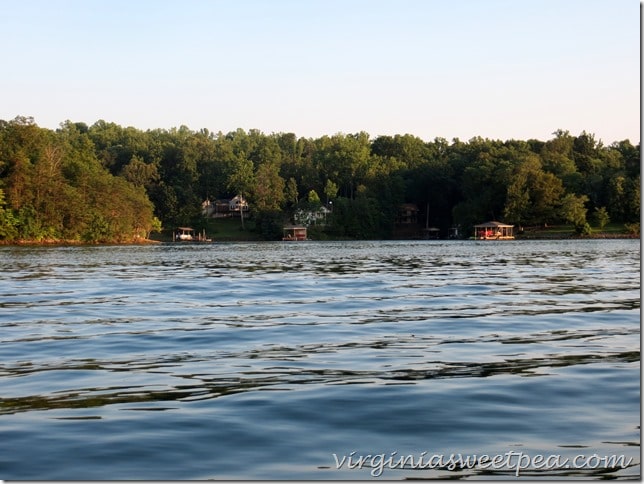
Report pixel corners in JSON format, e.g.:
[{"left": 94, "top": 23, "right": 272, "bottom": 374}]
[{"left": 0, "top": 240, "right": 639, "bottom": 479}]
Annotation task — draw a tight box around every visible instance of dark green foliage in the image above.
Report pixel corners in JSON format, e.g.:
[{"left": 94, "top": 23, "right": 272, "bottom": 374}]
[
  {"left": 326, "top": 196, "right": 384, "bottom": 239},
  {"left": 0, "top": 116, "right": 639, "bottom": 242},
  {"left": 0, "top": 189, "right": 18, "bottom": 239},
  {"left": 255, "top": 210, "right": 286, "bottom": 240},
  {"left": 592, "top": 206, "right": 610, "bottom": 230}
]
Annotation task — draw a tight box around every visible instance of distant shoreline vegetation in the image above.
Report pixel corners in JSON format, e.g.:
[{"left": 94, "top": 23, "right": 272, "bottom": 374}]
[
  {"left": 0, "top": 231, "right": 638, "bottom": 248},
  {"left": 0, "top": 116, "right": 639, "bottom": 244}
]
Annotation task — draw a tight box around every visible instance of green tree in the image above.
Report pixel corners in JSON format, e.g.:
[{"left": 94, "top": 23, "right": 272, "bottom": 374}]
[
  {"left": 560, "top": 193, "right": 590, "bottom": 234},
  {"left": 323, "top": 179, "right": 339, "bottom": 205},
  {"left": 607, "top": 175, "right": 628, "bottom": 221},
  {"left": 453, "top": 139, "right": 515, "bottom": 227},
  {"left": 625, "top": 175, "right": 640, "bottom": 223},
  {"left": 503, "top": 172, "right": 530, "bottom": 227},
  {"left": 120, "top": 155, "right": 160, "bottom": 190},
  {"left": 148, "top": 216, "right": 163, "bottom": 239},
  {"left": 504, "top": 155, "right": 564, "bottom": 227},
  {"left": 371, "top": 133, "right": 429, "bottom": 170},
  {"left": 592, "top": 206, "right": 610, "bottom": 230},
  {"left": 0, "top": 188, "right": 18, "bottom": 240},
  {"left": 227, "top": 156, "right": 255, "bottom": 230},
  {"left": 254, "top": 162, "right": 285, "bottom": 212},
  {"left": 313, "top": 132, "right": 372, "bottom": 199},
  {"left": 255, "top": 210, "right": 285, "bottom": 240},
  {"left": 611, "top": 139, "right": 640, "bottom": 179},
  {"left": 285, "top": 177, "right": 299, "bottom": 207},
  {"left": 541, "top": 130, "right": 577, "bottom": 182},
  {"left": 307, "top": 189, "right": 321, "bottom": 206}
]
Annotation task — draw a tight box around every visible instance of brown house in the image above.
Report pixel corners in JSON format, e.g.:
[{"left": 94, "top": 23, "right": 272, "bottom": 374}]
[{"left": 396, "top": 203, "right": 419, "bottom": 225}]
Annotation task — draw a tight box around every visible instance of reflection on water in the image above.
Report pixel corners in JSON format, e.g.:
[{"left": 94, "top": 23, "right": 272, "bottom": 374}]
[{"left": 0, "top": 240, "right": 639, "bottom": 479}]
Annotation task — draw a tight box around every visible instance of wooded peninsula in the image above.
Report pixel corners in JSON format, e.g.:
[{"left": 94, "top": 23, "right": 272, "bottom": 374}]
[{"left": 0, "top": 116, "right": 639, "bottom": 243}]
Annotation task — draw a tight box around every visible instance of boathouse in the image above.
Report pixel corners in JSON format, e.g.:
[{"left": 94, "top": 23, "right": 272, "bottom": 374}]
[
  {"left": 474, "top": 221, "right": 514, "bottom": 240},
  {"left": 174, "top": 227, "right": 195, "bottom": 241},
  {"left": 282, "top": 225, "right": 307, "bottom": 241},
  {"left": 174, "top": 227, "right": 211, "bottom": 242}
]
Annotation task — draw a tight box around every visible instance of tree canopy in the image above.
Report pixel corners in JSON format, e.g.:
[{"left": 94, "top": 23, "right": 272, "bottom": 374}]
[{"left": 0, "top": 117, "right": 639, "bottom": 242}]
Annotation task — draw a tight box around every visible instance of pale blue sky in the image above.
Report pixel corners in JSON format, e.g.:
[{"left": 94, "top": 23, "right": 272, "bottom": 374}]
[{"left": 1, "top": 0, "right": 639, "bottom": 144}]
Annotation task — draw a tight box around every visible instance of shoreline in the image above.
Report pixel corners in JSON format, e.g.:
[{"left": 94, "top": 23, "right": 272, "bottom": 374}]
[
  {"left": 0, "top": 233, "right": 638, "bottom": 247},
  {"left": 0, "top": 238, "right": 162, "bottom": 247},
  {"left": 515, "top": 233, "right": 639, "bottom": 240}
]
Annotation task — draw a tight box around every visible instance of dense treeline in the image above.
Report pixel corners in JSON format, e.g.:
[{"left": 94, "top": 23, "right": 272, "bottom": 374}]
[{"left": 0, "top": 116, "right": 639, "bottom": 242}]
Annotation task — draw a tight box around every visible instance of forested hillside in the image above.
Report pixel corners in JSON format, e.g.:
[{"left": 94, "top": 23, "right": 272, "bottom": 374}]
[{"left": 0, "top": 116, "right": 639, "bottom": 243}]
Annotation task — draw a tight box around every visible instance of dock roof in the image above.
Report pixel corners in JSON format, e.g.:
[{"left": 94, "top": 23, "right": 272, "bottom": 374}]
[{"left": 474, "top": 221, "right": 514, "bottom": 228}]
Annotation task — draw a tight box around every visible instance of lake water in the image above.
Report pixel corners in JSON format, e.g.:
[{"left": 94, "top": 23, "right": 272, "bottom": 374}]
[{"left": 0, "top": 239, "right": 639, "bottom": 479}]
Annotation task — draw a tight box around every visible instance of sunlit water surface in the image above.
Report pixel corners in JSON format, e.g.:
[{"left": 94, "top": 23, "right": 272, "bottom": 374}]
[{"left": 0, "top": 240, "right": 639, "bottom": 479}]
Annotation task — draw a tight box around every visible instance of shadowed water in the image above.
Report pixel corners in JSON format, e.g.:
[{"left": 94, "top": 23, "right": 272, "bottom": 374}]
[{"left": 0, "top": 239, "right": 639, "bottom": 479}]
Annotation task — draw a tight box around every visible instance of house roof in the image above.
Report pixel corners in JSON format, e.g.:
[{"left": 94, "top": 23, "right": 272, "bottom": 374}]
[{"left": 400, "top": 203, "right": 419, "bottom": 210}]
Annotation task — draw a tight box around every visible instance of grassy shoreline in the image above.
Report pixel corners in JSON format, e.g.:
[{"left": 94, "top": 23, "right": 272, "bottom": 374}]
[
  {"left": 2, "top": 233, "right": 638, "bottom": 246},
  {"left": 514, "top": 222, "right": 639, "bottom": 240},
  {"left": 1, "top": 222, "right": 638, "bottom": 246}
]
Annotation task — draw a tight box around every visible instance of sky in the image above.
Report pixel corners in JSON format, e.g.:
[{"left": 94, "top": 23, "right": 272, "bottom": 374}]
[{"left": 0, "top": 0, "right": 639, "bottom": 144}]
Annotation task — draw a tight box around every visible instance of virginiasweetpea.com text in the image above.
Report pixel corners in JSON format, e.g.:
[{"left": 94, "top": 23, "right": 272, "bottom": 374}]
[{"left": 332, "top": 450, "right": 634, "bottom": 477}]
